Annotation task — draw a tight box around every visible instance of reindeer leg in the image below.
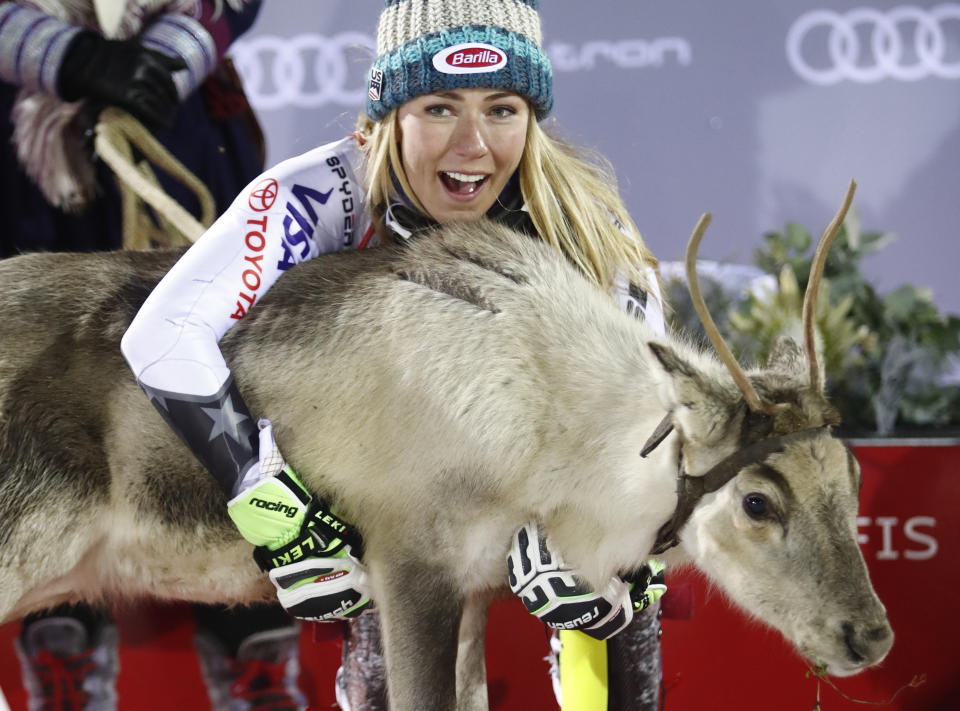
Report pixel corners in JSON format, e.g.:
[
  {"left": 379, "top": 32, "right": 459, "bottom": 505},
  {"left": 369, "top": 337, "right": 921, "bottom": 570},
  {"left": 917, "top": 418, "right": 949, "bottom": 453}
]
[
  {"left": 372, "top": 556, "right": 464, "bottom": 711},
  {"left": 456, "top": 593, "right": 491, "bottom": 711}
]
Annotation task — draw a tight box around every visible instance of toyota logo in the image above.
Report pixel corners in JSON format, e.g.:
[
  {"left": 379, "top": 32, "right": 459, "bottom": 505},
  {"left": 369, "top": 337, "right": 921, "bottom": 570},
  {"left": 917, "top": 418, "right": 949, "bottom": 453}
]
[
  {"left": 787, "top": 5, "right": 960, "bottom": 84},
  {"left": 230, "top": 32, "right": 375, "bottom": 110},
  {"left": 248, "top": 178, "right": 278, "bottom": 212}
]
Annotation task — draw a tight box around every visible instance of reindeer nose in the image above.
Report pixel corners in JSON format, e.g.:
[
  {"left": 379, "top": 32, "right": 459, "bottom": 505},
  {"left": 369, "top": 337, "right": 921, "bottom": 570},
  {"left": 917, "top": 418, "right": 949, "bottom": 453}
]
[{"left": 842, "top": 620, "right": 894, "bottom": 666}]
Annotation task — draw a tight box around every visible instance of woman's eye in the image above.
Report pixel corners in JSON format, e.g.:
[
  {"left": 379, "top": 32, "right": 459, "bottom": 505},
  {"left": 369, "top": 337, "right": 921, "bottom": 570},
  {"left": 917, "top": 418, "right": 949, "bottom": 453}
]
[
  {"left": 491, "top": 105, "right": 517, "bottom": 118},
  {"left": 743, "top": 493, "right": 769, "bottom": 520},
  {"left": 426, "top": 105, "right": 452, "bottom": 117}
]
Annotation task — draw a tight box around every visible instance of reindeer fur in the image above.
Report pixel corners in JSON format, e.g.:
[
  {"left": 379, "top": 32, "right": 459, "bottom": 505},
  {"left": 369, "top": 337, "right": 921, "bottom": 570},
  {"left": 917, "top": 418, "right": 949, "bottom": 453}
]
[{"left": 0, "top": 220, "right": 891, "bottom": 710}]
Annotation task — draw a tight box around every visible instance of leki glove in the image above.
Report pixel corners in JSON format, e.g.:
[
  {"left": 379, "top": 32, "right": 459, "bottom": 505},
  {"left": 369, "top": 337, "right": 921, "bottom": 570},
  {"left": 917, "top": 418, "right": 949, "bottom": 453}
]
[
  {"left": 625, "top": 558, "right": 667, "bottom": 615},
  {"left": 56, "top": 31, "right": 186, "bottom": 128},
  {"left": 227, "top": 421, "right": 372, "bottom": 621},
  {"left": 507, "top": 523, "right": 666, "bottom": 640}
]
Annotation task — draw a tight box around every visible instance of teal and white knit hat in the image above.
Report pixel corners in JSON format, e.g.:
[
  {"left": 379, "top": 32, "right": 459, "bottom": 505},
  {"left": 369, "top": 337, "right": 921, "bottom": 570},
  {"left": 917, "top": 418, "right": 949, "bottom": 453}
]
[{"left": 366, "top": 0, "right": 553, "bottom": 121}]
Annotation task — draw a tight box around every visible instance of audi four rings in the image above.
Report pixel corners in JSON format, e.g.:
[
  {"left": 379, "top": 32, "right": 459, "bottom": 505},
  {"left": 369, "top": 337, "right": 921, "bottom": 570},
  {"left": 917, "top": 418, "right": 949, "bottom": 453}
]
[
  {"left": 230, "top": 33, "right": 376, "bottom": 110},
  {"left": 787, "top": 5, "right": 960, "bottom": 84}
]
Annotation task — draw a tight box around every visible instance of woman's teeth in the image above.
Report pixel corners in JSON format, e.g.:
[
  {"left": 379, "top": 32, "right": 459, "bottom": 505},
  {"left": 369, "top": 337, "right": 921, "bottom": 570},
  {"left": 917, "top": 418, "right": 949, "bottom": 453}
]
[
  {"left": 440, "top": 171, "right": 487, "bottom": 194},
  {"left": 445, "top": 171, "right": 484, "bottom": 182}
]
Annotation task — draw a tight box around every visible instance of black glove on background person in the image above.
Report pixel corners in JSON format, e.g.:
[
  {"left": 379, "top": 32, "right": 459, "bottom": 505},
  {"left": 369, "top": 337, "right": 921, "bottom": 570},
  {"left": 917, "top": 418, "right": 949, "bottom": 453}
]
[{"left": 56, "top": 31, "right": 187, "bottom": 128}]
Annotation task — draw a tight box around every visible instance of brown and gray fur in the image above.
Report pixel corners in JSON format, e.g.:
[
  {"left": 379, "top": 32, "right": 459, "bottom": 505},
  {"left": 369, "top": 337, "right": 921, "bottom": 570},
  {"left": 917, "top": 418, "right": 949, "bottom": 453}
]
[{"left": 0, "top": 220, "right": 891, "bottom": 710}]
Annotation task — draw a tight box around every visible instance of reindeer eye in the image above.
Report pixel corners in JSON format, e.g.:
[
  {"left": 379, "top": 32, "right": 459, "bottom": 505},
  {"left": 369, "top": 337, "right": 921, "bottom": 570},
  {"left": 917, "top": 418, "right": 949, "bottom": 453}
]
[{"left": 743, "top": 494, "right": 769, "bottom": 520}]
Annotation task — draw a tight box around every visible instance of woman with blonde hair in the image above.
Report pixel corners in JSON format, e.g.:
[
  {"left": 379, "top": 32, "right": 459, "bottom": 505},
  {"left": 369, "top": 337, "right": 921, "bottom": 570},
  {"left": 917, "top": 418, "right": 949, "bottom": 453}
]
[{"left": 123, "top": 0, "right": 666, "bottom": 706}]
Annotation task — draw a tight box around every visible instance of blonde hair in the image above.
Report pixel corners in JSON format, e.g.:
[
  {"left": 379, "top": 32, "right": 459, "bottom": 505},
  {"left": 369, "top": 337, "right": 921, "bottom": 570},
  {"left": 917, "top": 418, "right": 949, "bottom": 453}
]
[{"left": 355, "top": 110, "right": 657, "bottom": 293}]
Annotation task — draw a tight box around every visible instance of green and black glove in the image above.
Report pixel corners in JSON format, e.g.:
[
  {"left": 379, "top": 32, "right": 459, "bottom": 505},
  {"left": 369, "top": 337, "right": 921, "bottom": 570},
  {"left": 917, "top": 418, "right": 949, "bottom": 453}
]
[{"left": 227, "top": 420, "right": 372, "bottom": 621}]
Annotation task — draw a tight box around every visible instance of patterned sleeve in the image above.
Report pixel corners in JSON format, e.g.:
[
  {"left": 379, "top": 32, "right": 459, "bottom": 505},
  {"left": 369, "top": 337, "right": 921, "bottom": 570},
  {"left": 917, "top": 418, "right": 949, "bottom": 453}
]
[
  {"left": 0, "top": 0, "right": 262, "bottom": 98},
  {"left": 140, "top": 0, "right": 263, "bottom": 99},
  {"left": 120, "top": 136, "right": 369, "bottom": 496},
  {"left": 0, "top": 3, "right": 80, "bottom": 94}
]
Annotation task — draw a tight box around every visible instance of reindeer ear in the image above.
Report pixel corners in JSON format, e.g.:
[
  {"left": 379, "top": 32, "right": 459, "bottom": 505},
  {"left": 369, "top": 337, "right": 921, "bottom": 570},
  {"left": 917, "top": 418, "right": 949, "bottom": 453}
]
[
  {"left": 648, "top": 341, "right": 699, "bottom": 380},
  {"left": 766, "top": 335, "right": 804, "bottom": 373},
  {"left": 648, "top": 342, "right": 737, "bottom": 444}
]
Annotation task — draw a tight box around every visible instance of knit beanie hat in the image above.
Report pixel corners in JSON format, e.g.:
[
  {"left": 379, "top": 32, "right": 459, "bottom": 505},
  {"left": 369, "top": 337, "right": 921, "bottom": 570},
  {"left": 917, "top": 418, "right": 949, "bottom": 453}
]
[{"left": 366, "top": 0, "right": 553, "bottom": 121}]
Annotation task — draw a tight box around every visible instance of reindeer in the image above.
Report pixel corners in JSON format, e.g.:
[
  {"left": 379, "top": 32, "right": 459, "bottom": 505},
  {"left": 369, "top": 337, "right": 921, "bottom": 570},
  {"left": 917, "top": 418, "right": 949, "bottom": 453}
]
[{"left": 0, "top": 182, "right": 891, "bottom": 710}]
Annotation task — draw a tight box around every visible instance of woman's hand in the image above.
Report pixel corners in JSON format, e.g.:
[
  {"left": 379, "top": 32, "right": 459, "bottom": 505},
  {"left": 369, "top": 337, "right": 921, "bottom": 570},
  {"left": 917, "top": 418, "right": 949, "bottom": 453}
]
[
  {"left": 262, "top": 525, "right": 372, "bottom": 621},
  {"left": 56, "top": 31, "right": 186, "bottom": 128},
  {"left": 507, "top": 523, "right": 665, "bottom": 640},
  {"left": 229, "top": 421, "right": 373, "bottom": 620}
]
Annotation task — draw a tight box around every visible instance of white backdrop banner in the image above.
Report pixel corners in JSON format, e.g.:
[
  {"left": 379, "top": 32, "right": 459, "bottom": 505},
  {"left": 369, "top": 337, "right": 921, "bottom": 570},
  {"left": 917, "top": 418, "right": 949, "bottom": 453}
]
[{"left": 231, "top": 0, "right": 960, "bottom": 315}]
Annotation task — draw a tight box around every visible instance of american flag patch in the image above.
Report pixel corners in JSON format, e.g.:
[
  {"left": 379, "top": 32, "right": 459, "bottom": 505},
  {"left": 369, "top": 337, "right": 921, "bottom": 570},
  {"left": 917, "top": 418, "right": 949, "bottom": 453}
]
[{"left": 368, "top": 68, "right": 383, "bottom": 101}]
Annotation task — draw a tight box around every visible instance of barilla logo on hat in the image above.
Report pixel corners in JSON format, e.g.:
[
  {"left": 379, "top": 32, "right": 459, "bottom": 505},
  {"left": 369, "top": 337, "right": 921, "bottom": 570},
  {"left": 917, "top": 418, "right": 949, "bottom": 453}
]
[
  {"left": 368, "top": 68, "right": 383, "bottom": 101},
  {"left": 432, "top": 43, "right": 507, "bottom": 74}
]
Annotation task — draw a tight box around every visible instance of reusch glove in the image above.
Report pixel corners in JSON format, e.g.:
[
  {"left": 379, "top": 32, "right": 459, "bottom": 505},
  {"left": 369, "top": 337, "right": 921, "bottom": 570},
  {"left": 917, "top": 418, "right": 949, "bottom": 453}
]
[
  {"left": 507, "top": 523, "right": 666, "bottom": 640},
  {"left": 228, "top": 421, "right": 372, "bottom": 621},
  {"left": 258, "top": 493, "right": 372, "bottom": 621},
  {"left": 56, "top": 31, "right": 186, "bottom": 128}
]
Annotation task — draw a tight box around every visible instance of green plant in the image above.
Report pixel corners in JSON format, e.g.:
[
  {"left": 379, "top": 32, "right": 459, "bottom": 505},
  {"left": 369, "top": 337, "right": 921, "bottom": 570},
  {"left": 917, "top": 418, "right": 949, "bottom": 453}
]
[{"left": 665, "top": 210, "right": 960, "bottom": 435}]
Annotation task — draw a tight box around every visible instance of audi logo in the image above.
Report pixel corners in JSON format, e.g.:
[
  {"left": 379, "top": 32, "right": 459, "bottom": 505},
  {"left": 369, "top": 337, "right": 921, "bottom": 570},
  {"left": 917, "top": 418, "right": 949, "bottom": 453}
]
[
  {"left": 230, "top": 33, "right": 376, "bottom": 109},
  {"left": 787, "top": 5, "right": 960, "bottom": 84}
]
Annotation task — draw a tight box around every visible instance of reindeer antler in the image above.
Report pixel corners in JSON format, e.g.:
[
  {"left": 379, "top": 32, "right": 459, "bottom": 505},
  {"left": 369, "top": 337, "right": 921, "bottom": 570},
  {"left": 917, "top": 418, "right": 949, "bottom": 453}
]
[
  {"left": 685, "top": 214, "right": 782, "bottom": 415},
  {"left": 801, "top": 179, "right": 857, "bottom": 393}
]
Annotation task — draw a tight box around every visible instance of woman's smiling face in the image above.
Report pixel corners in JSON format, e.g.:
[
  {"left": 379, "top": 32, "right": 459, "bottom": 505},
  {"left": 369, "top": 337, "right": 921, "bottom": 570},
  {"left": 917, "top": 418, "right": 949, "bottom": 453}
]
[{"left": 396, "top": 88, "right": 530, "bottom": 223}]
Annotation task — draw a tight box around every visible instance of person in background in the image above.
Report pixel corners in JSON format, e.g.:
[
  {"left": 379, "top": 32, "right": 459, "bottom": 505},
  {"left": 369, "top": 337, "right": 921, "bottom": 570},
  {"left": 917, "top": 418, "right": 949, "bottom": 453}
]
[
  {"left": 121, "top": 1, "right": 668, "bottom": 708},
  {"left": 0, "top": 2, "right": 312, "bottom": 709}
]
